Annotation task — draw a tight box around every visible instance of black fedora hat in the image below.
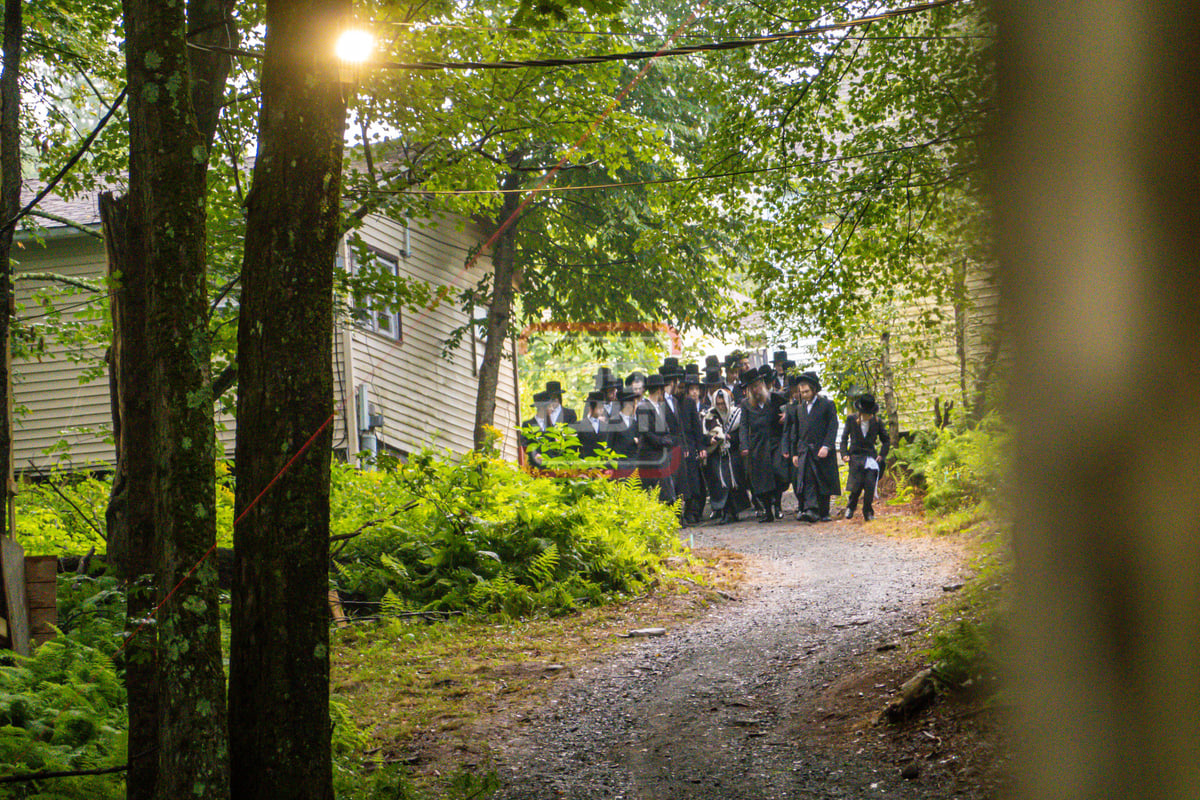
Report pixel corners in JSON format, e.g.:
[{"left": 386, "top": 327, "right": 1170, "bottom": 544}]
[
  {"left": 604, "top": 377, "right": 623, "bottom": 392},
  {"left": 684, "top": 371, "right": 703, "bottom": 386},
  {"left": 586, "top": 390, "right": 606, "bottom": 405},
  {"left": 533, "top": 390, "right": 552, "bottom": 404},
  {"left": 772, "top": 349, "right": 788, "bottom": 364},
  {"left": 796, "top": 371, "right": 821, "bottom": 392},
  {"left": 703, "top": 368, "right": 724, "bottom": 385},
  {"left": 705, "top": 354, "right": 721, "bottom": 370},
  {"left": 854, "top": 393, "right": 879, "bottom": 414},
  {"left": 738, "top": 366, "right": 765, "bottom": 390},
  {"left": 545, "top": 380, "right": 565, "bottom": 397},
  {"left": 644, "top": 373, "right": 667, "bottom": 390}
]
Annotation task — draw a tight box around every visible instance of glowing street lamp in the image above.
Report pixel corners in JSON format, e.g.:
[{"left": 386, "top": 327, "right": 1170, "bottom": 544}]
[
  {"left": 335, "top": 29, "right": 375, "bottom": 64},
  {"left": 335, "top": 28, "right": 375, "bottom": 86}
]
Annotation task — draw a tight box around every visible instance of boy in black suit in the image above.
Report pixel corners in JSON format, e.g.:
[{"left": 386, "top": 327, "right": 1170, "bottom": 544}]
[{"left": 840, "top": 393, "right": 890, "bottom": 521}]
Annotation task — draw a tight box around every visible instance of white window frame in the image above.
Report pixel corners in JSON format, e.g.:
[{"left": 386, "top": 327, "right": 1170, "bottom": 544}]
[{"left": 350, "top": 247, "right": 402, "bottom": 342}]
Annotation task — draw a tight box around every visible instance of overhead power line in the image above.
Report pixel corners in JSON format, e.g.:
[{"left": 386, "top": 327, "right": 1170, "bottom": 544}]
[
  {"left": 189, "top": 0, "right": 967, "bottom": 71},
  {"left": 382, "top": 0, "right": 966, "bottom": 70},
  {"left": 362, "top": 133, "right": 979, "bottom": 196}
]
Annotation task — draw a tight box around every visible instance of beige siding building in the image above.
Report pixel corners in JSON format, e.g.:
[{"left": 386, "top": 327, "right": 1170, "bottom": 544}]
[
  {"left": 12, "top": 189, "right": 519, "bottom": 471},
  {"left": 880, "top": 262, "right": 1003, "bottom": 433}
]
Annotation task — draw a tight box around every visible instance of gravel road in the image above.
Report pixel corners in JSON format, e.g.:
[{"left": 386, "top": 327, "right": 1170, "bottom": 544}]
[{"left": 492, "top": 509, "right": 988, "bottom": 799}]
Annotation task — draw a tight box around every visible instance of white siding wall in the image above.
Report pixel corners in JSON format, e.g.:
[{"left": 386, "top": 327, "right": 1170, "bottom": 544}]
[
  {"left": 889, "top": 263, "right": 1002, "bottom": 432},
  {"left": 12, "top": 234, "right": 114, "bottom": 470},
  {"left": 340, "top": 214, "right": 519, "bottom": 461},
  {"left": 11, "top": 212, "right": 519, "bottom": 472}
]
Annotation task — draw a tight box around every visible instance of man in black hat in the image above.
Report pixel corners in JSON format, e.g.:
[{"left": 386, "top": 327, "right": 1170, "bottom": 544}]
[
  {"left": 519, "top": 390, "right": 554, "bottom": 469},
  {"left": 701, "top": 366, "right": 724, "bottom": 413},
  {"left": 724, "top": 352, "right": 746, "bottom": 404},
  {"left": 573, "top": 390, "right": 610, "bottom": 459},
  {"left": 770, "top": 350, "right": 788, "bottom": 391},
  {"left": 625, "top": 371, "right": 646, "bottom": 402},
  {"left": 544, "top": 381, "right": 577, "bottom": 425},
  {"left": 603, "top": 376, "right": 623, "bottom": 418},
  {"left": 607, "top": 387, "right": 640, "bottom": 472},
  {"left": 733, "top": 364, "right": 789, "bottom": 522},
  {"left": 636, "top": 373, "right": 677, "bottom": 504},
  {"left": 660, "top": 361, "right": 687, "bottom": 515},
  {"left": 839, "top": 393, "right": 890, "bottom": 521},
  {"left": 782, "top": 371, "right": 841, "bottom": 522},
  {"left": 679, "top": 368, "right": 708, "bottom": 525}
]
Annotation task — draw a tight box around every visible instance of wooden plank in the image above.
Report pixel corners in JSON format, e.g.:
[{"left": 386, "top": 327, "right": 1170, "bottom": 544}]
[
  {"left": 328, "top": 589, "right": 349, "bottom": 629},
  {"left": 1, "top": 538, "right": 30, "bottom": 656}
]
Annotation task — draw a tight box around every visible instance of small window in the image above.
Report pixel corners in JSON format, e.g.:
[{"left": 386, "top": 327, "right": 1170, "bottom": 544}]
[
  {"left": 470, "top": 304, "right": 487, "bottom": 376},
  {"left": 350, "top": 248, "right": 401, "bottom": 342}
]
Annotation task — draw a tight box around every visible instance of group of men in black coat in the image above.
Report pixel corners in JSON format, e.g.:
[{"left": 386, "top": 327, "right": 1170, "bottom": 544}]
[{"left": 517, "top": 349, "right": 891, "bottom": 524}]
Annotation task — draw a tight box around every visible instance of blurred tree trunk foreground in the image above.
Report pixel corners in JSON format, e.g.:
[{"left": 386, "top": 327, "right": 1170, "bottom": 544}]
[{"left": 996, "top": 1, "right": 1200, "bottom": 797}]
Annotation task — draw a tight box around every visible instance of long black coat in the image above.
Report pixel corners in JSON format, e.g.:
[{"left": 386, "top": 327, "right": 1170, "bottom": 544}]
[
  {"left": 679, "top": 395, "right": 706, "bottom": 498},
  {"left": 781, "top": 395, "right": 841, "bottom": 495},
  {"left": 734, "top": 394, "right": 789, "bottom": 495},
  {"left": 606, "top": 413, "right": 639, "bottom": 461},
  {"left": 662, "top": 394, "right": 687, "bottom": 491},
  {"left": 635, "top": 398, "right": 674, "bottom": 470},
  {"left": 839, "top": 415, "right": 891, "bottom": 466},
  {"left": 572, "top": 416, "right": 609, "bottom": 459},
  {"left": 551, "top": 406, "right": 577, "bottom": 425}
]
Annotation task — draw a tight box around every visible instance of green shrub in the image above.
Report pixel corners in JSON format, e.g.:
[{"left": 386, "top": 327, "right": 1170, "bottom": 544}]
[
  {"left": 332, "top": 445, "right": 684, "bottom": 618},
  {"left": 13, "top": 474, "right": 111, "bottom": 558},
  {"left": 890, "top": 414, "right": 1007, "bottom": 514},
  {"left": 0, "top": 592, "right": 127, "bottom": 799}
]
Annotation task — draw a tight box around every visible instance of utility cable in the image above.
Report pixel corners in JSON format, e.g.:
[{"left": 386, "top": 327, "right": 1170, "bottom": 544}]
[
  {"left": 188, "top": 0, "right": 967, "bottom": 71},
  {"left": 364, "top": 133, "right": 978, "bottom": 196}
]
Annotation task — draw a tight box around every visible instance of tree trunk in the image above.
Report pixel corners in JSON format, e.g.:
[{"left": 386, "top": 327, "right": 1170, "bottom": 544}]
[
  {"left": 100, "top": 192, "right": 161, "bottom": 800},
  {"left": 996, "top": 1, "right": 1200, "bottom": 796},
  {"left": 473, "top": 172, "right": 523, "bottom": 449},
  {"left": 0, "top": 0, "right": 22, "bottom": 541},
  {"left": 122, "top": 1, "right": 227, "bottom": 797},
  {"left": 879, "top": 330, "right": 900, "bottom": 444},
  {"left": 228, "top": 1, "right": 346, "bottom": 797},
  {"left": 952, "top": 259, "right": 969, "bottom": 418}
]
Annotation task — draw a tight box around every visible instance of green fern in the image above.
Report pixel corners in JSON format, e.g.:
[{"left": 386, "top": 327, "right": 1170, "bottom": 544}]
[{"left": 526, "top": 542, "right": 560, "bottom": 590}]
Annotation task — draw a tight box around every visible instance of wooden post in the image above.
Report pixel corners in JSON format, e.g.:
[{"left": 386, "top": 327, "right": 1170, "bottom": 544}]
[
  {"left": 0, "top": 536, "right": 28, "bottom": 655},
  {"left": 25, "top": 554, "right": 56, "bottom": 647}
]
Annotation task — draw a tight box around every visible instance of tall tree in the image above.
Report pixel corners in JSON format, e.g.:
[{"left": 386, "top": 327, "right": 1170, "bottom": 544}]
[
  {"left": 228, "top": 0, "right": 347, "bottom": 796},
  {"left": 996, "top": 0, "right": 1200, "bottom": 795},
  {"left": 120, "top": 0, "right": 230, "bottom": 795},
  {"left": 1, "top": 0, "right": 22, "bottom": 541}
]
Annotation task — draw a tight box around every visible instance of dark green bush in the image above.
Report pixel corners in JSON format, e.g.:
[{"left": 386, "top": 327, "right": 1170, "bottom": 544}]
[
  {"left": 0, "top": 594, "right": 127, "bottom": 798},
  {"left": 890, "top": 413, "right": 1007, "bottom": 513},
  {"left": 332, "top": 443, "right": 684, "bottom": 618}
]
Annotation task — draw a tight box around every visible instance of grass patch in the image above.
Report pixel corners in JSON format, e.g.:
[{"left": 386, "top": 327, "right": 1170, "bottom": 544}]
[
  {"left": 923, "top": 525, "right": 1009, "bottom": 691},
  {"left": 330, "top": 547, "right": 744, "bottom": 794}
]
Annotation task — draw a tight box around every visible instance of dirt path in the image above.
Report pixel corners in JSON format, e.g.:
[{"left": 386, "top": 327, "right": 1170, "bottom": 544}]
[{"left": 491, "top": 509, "right": 992, "bottom": 799}]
